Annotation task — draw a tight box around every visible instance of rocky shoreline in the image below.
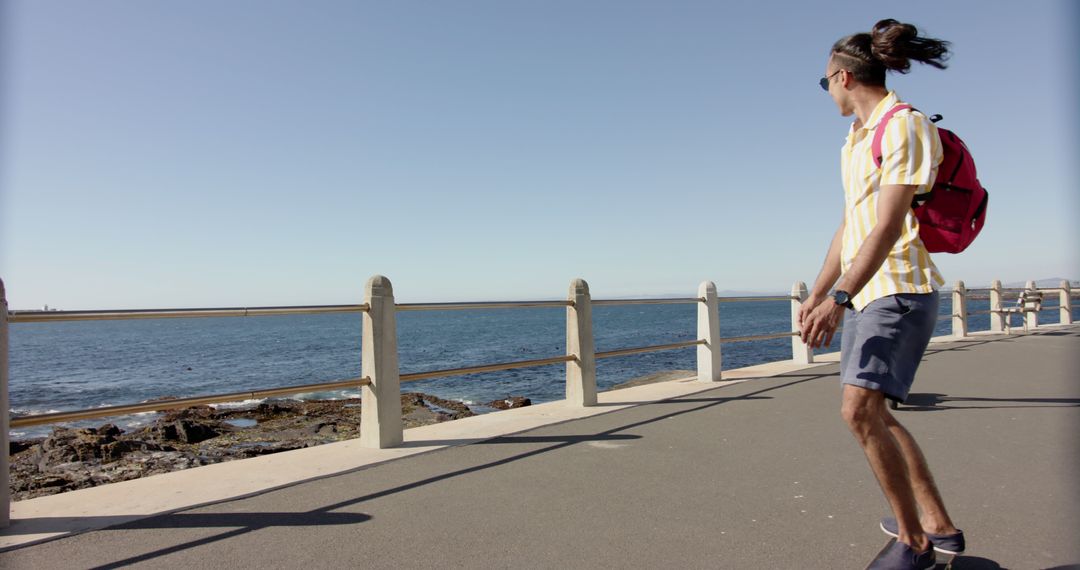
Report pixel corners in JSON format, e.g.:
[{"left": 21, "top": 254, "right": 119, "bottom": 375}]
[
  {"left": 8, "top": 392, "right": 527, "bottom": 501},
  {"left": 9, "top": 370, "right": 694, "bottom": 501}
]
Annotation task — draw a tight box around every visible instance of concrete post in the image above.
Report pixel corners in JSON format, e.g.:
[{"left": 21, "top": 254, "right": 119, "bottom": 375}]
[
  {"left": 697, "top": 281, "right": 722, "bottom": 381},
  {"left": 566, "top": 279, "right": 597, "bottom": 406},
  {"left": 990, "top": 280, "right": 1005, "bottom": 333},
  {"left": 360, "top": 275, "right": 403, "bottom": 449},
  {"left": 952, "top": 280, "right": 968, "bottom": 338},
  {"left": 790, "top": 281, "right": 813, "bottom": 364},
  {"left": 1060, "top": 281, "right": 1073, "bottom": 325},
  {"left": 1, "top": 279, "right": 10, "bottom": 527},
  {"left": 1025, "top": 279, "right": 1039, "bottom": 331}
]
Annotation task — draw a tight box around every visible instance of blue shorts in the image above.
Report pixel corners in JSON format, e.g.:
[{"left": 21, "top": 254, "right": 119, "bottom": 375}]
[{"left": 840, "top": 291, "right": 940, "bottom": 403}]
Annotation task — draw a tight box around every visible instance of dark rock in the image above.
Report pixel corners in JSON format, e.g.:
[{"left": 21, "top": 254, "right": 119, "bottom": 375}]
[
  {"left": 36, "top": 476, "right": 71, "bottom": 488},
  {"left": 486, "top": 397, "right": 531, "bottom": 410},
  {"left": 304, "top": 423, "right": 338, "bottom": 437},
  {"left": 101, "top": 440, "right": 172, "bottom": 462},
  {"left": 254, "top": 402, "right": 299, "bottom": 418},
  {"left": 159, "top": 419, "right": 220, "bottom": 444},
  {"left": 162, "top": 405, "right": 215, "bottom": 421},
  {"left": 158, "top": 423, "right": 179, "bottom": 441},
  {"left": 71, "top": 438, "right": 101, "bottom": 462},
  {"left": 401, "top": 393, "right": 425, "bottom": 408},
  {"left": 10, "top": 438, "right": 41, "bottom": 455},
  {"left": 97, "top": 423, "right": 123, "bottom": 438},
  {"left": 36, "top": 445, "right": 79, "bottom": 469}
]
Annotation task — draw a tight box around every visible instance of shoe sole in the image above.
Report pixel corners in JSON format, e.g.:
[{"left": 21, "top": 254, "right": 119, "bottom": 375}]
[{"left": 878, "top": 521, "right": 964, "bottom": 556}]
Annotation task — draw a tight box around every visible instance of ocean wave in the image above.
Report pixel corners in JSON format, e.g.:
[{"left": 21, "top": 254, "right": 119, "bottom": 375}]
[{"left": 10, "top": 408, "right": 62, "bottom": 417}]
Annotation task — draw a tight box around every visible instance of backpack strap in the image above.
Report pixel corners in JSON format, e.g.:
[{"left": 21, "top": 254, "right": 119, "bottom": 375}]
[{"left": 871, "top": 104, "right": 912, "bottom": 168}]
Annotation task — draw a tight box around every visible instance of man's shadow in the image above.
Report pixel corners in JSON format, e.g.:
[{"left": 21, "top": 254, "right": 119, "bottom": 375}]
[
  {"left": 896, "top": 392, "right": 1080, "bottom": 412},
  {"left": 946, "top": 556, "right": 1003, "bottom": 569}
]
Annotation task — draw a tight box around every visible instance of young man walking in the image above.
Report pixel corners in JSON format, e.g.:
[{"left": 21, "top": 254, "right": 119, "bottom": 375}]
[{"left": 799, "top": 19, "right": 966, "bottom": 570}]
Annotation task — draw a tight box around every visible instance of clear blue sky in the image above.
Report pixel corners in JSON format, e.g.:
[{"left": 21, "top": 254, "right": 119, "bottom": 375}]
[{"left": 1, "top": 1, "right": 1076, "bottom": 309}]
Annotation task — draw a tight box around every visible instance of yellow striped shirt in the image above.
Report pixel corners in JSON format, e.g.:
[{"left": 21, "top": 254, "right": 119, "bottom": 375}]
[{"left": 840, "top": 91, "right": 945, "bottom": 310}]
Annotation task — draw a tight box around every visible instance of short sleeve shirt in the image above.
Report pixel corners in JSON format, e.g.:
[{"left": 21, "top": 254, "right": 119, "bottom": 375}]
[{"left": 840, "top": 91, "right": 945, "bottom": 310}]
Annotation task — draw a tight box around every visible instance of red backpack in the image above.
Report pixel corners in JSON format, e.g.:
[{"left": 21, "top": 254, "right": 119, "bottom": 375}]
[{"left": 872, "top": 105, "right": 988, "bottom": 253}]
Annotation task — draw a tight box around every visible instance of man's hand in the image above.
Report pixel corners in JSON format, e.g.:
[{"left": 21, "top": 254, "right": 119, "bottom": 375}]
[
  {"left": 800, "top": 298, "right": 846, "bottom": 349},
  {"left": 798, "top": 293, "right": 825, "bottom": 329}
]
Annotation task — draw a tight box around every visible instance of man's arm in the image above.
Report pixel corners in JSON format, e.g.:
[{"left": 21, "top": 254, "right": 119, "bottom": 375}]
[
  {"left": 799, "top": 218, "right": 844, "bottom": 327},
  {"left": 831, "top": 184, "right": 918, "bottom": 299},
  {"left": 800, "top": 184, "right": 918, "bottom": 347}
]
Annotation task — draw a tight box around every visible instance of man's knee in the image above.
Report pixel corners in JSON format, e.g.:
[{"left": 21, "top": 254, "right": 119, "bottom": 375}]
[{"left": 841, "top": 385, "right": 884, "bottom": 433}]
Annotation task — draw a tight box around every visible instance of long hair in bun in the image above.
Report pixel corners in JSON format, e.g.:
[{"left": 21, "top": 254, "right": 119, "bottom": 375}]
[
  {"left": 870, "top": 19, "right": 950, "bottom": 73},
  {"left": 831, "top": 19, "right": 950, "bottom": 86}
]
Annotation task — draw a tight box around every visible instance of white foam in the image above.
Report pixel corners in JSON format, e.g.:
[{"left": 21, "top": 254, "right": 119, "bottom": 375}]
[
  {"left": 10, "top": 408, "right": 62, "bottom": 416},
  {"left": 208, "top": 398, "right": 266, "bottom": 410}
]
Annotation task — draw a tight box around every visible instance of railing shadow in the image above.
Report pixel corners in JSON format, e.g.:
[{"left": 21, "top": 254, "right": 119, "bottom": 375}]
[
  {"left": 1036, "top": 330, "right": 1080, "bottom": 337},
  {"left": 923, "top": 337, "right": 1017, "bottom": 357},
  {"left": 21, "top": 372, "right": 834, "bottom": 568},
  {"left": 404, "top": 433, "right": 645, "bottom": 448}
]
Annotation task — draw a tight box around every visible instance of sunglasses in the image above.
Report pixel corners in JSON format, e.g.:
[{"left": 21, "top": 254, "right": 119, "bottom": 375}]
[{"left": 819, "top": 69, "right": 842, "bottom": 91}]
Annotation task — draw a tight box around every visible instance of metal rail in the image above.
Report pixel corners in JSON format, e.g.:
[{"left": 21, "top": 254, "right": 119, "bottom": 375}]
[
  {"left": 595, "top": 339, "right": 705, "bottom": 360},
  {"left": 9, "top": 376, "right": 372, "bottom": 428},
  {"left": 397, "top": 301, "right": 572, "bottom": 312},
  {"left": 400, "top": 355, "right": 576, "bottom": 382},
  {"left": 718, "top": 296, "right": 798, "bottom": 303},
  {"left": 719, "top": 331, "right": 799, "bottom": 344},
  {"left": 592, "top": 298, "right": 704, "bottom": 306},
  {"left": 8, "top": 305, "right": 369, "bottom": 323}
]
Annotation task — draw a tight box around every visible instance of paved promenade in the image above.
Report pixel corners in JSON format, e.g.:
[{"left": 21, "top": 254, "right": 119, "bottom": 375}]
[{"left": 2, "top": 327, "right": 1078, "bottom": 569}]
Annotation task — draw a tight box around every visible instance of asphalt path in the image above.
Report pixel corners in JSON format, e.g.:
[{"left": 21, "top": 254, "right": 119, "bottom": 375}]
[{"left": 3, "top": 329, "right": 1078, "bottom": 569}]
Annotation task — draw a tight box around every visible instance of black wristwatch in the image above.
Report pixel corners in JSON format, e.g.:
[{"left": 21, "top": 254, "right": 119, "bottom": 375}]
[{"left": 831, "top": 290, "right": 855, "bottom": 310}]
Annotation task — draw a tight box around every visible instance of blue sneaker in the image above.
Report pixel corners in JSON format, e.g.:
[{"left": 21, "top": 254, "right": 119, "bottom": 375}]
[
  {"left": 880, "top": 516, "right": 966, "bottom": 555},
  {"left": 867, "top": 539, "right": 936, "bottom": 570}
]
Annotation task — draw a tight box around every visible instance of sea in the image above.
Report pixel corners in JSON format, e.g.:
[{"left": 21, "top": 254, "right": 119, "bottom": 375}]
[{"left": 8, "top": 297, "right": 1076, "bottom": 440}]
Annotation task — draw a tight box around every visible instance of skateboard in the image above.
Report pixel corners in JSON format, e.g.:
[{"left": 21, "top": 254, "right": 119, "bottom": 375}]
[{"left": 865, "top": 538, "right": 959, "bottom": 569}]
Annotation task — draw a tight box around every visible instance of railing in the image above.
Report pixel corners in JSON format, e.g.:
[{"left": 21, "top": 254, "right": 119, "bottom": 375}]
[
  {"left": 2, "top": 282, "right": 803, "bottom": 432},
  {"left": 0, "top": 276, "right": 813, "bottom": 526},
  {"left": 947, "top": 279, "right": 1077, "bottom": 337},
  {"left": 3, "top": 274, "right": 1074, "bottom": 525}
]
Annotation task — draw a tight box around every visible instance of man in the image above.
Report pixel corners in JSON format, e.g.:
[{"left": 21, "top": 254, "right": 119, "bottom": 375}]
[{"left": 799, "top": 19, "right": 965, "bottom": 570}]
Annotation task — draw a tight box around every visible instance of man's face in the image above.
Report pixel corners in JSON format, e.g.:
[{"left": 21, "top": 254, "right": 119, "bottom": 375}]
[{"left": 824, "top": 56, "right": 853, "bottom": 117}]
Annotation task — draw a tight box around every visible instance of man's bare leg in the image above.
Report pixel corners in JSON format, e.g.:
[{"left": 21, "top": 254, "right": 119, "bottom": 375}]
[
  {"left": 882, "top": 409, "right": 958, "bottom": 535},
  {"left": 841, "top": 384, "right": 930, "bottom": 552}
]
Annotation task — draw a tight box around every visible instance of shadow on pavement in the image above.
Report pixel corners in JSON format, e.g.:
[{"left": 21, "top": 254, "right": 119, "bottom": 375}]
[
  {"left": 898, "top": 392, "right": 1080, "bottom": 412},
  {"left": 33, "top": 371, "right": 834, "bottom": 568},
  {"left": 949, "top": 555, "right": 1004, "bottom": 569}
]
